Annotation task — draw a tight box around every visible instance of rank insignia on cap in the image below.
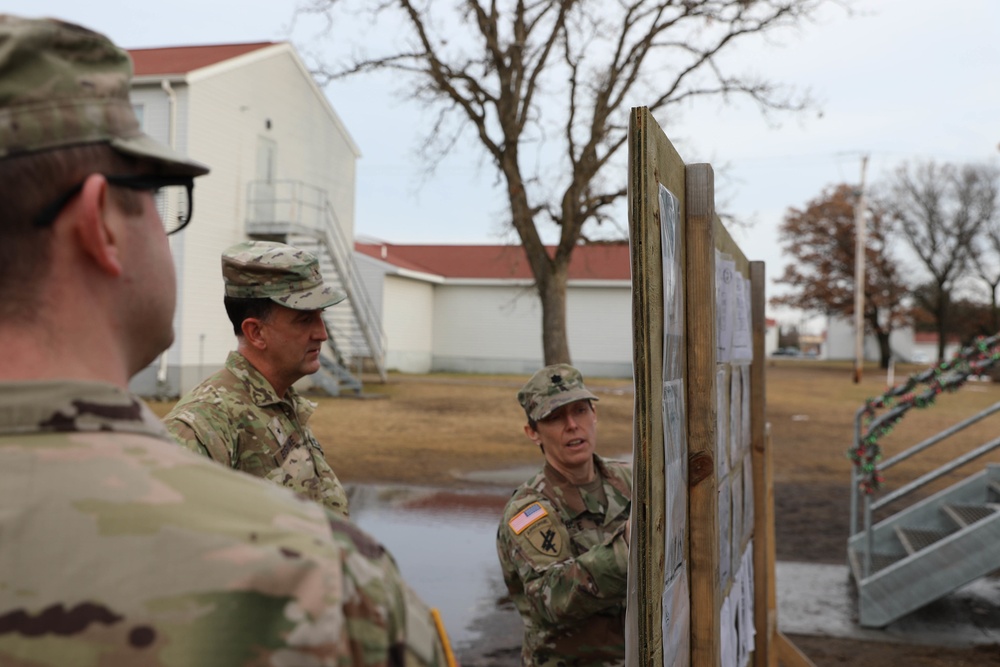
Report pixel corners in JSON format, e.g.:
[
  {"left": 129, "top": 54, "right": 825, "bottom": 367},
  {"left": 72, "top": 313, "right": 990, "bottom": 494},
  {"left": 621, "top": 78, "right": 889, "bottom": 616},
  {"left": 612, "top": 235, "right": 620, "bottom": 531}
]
[{"left": 508, "top": 502, "right": 547, "bottom": 535}]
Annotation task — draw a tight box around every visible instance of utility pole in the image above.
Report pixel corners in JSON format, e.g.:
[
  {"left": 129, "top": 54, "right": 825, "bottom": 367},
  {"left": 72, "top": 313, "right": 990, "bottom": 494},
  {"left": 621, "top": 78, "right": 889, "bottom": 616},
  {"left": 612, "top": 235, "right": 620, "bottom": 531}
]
[{"left": 853, "top": 154, "right": 869, "bottom": 384}]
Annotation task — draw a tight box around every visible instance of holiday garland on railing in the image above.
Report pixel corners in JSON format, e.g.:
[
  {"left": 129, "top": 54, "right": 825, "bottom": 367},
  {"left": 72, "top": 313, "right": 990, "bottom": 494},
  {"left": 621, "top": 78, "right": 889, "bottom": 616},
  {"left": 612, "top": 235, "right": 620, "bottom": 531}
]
[{"left": 848, "top": 333, "right": 1000, "bottom": 495}]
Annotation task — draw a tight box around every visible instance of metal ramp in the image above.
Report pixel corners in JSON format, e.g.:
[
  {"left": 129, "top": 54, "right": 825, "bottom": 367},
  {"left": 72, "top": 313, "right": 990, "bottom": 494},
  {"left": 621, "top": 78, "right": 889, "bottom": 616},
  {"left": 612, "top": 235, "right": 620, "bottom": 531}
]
[
  {"left": 847, "top": 338, "right": 1000, "bottom": 628},
  {"left": 245, "top": 180, "right": 387, "bottom": 395},
  {"left": 848, "top": 464, "right": 1000, "bottom": 627}
]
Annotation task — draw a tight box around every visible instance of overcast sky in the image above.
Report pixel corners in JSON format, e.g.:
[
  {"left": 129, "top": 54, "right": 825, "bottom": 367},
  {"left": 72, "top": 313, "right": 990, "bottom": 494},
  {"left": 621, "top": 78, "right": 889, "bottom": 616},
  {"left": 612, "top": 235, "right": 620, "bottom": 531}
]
[{"left": 8, "top": 1, "right": 999, "bottom": 327}]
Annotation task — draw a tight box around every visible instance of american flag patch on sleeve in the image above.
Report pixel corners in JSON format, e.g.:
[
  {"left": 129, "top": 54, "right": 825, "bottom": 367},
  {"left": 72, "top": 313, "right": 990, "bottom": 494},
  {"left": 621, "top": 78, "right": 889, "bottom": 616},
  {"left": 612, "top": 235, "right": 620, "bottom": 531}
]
[{"left": 508, "top": 502, "right": 548, "bottom": 535}]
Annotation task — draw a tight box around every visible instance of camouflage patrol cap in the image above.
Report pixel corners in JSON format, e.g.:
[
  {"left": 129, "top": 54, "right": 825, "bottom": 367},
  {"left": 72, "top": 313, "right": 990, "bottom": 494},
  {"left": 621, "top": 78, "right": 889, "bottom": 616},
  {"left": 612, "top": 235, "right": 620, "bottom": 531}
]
[
  {"left": 517, "top": 363, "right": 599, "bottom": 422},
  {"left": 0, "top": 14, "right": 209, "bottom": 176},
  {"left": 222, "top": 240, "right": 346, "bottom": 310}
]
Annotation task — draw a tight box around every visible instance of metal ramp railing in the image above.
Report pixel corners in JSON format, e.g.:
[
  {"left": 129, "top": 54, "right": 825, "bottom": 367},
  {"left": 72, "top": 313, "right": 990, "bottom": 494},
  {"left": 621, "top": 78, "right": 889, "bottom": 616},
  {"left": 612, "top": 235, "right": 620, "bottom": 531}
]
[
  {"left": 244, "top": 180, "right": 387, "bottom": 395},
  {"left": 847, "top": 334, "right": 1000, "bottom": 627},
  {"left": 847, "top": 462, "right": 1000, "bottom": 627}
]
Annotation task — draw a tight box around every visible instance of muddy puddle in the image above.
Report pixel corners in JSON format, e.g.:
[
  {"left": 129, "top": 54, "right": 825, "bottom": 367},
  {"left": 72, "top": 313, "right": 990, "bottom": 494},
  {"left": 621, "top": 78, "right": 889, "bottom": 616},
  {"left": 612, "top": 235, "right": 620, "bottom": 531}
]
[{"left": 349, "top": 484, "right": 523, "bottom": 654}]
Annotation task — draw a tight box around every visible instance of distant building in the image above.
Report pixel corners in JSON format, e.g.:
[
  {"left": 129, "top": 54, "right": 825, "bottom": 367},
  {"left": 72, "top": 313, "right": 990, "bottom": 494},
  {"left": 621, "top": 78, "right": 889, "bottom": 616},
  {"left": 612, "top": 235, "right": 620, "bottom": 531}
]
[
  {"left": 765, "top": 318, "right": 779, "bottom": 356},
  {"left": 126, "top": 41, "right": 380, "bottom": 396},
  {"left": 911, "top": 332, "right": 963, "bottom": 364},
  {"left": 354, "top": 242, "right": 633, "bottom": 378},
  {"left": 824, "top": 315, "right": 917, "bottom": 362},
  {"left": 798, "top": 331, "right": 825, "bottom": 357}
]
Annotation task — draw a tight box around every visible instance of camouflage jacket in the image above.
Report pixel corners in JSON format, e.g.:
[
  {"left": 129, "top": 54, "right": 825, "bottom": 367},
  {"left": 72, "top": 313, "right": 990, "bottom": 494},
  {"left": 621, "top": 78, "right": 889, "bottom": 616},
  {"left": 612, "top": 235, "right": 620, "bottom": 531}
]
[
  {"left": 497, "top": 455, "right": 631, "bottom": 667},
  {"left": 164, "top": 351, "right": 349, "bottom": 517},
  {"left": 0, "top": 380, "right": 445, "bottom": 667}
]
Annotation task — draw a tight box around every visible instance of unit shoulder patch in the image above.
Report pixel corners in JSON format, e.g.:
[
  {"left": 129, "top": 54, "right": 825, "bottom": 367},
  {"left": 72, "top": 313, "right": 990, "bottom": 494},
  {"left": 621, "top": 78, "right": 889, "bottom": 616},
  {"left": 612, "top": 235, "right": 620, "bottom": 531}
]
[{"left": 522, "top": 517, "right": 564, "bottom": 556}]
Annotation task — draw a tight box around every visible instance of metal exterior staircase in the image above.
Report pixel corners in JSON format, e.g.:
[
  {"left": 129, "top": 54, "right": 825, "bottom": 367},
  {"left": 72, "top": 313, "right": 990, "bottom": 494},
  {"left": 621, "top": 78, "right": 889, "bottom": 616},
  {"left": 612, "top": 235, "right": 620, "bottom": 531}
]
[
  {"left": 848, "top": 464, "right": 1000, "bottom": 627},
  {"left": 245, "top": 180, "right": 387, "bottom": 395},
  {"left": 847, "top": 339, "right": 1000, "bottom": 628}
]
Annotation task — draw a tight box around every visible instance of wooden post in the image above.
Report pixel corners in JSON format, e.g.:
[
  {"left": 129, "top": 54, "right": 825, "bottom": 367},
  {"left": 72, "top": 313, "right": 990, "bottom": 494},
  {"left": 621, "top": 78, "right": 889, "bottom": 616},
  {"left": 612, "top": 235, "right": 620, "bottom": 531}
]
[
  {"left": 750, "top": 262, "right": 777, "bottom": 667},
  {"left": 626, "top": 106, "right": 686, "bottom": 667},
  {"left": 685, "top": 163, "right": 721, "bottom": 666}
]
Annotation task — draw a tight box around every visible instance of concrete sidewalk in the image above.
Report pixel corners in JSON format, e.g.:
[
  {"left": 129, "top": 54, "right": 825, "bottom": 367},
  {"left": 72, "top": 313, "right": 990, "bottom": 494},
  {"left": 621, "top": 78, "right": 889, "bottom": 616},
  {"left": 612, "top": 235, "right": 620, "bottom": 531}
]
[{"left": 777, "top": 562, "right": 1000, "bottom": 647}]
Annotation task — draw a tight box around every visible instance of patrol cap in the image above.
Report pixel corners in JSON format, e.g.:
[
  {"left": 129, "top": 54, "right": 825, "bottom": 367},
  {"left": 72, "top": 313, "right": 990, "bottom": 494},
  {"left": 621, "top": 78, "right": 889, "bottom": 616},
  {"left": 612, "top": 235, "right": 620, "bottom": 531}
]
[
  {"left": 222, "top": 240, "right": 346, "bottom": 311},
  {"left": 0, "top": 14, "right": 209, "bottom": 176},
  {"left": 517, "top": 363, "right": 599, "bottom": 422}
]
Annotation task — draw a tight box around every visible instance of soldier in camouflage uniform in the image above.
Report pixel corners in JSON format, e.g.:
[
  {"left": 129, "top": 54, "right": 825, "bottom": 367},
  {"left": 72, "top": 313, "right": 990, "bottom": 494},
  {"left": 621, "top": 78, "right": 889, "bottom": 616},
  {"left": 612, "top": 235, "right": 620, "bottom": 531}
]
[
  {"left": 164, "top": 241, "right": 351, "bottom": 517},
  {"left": 0, "top": 14, "right": 447, "bottom": 666},
  {"left": 497, "top": 364, "right": 632, "bottom": 666}
]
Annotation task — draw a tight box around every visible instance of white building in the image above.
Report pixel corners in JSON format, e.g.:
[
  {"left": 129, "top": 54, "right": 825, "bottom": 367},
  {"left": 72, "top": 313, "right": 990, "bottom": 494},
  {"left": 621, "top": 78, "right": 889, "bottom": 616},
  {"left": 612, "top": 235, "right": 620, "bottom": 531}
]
[
  {"left": 764, "top": 318, "right": 779, "bottom": 356},
  {"left": 824, "top": 315, "right": 917, "bottom": 362},
  {"left": 125, "top": 42, "right": 379, "bottom": 396},
  {"left": 355, "top": 242, "right": 634, "bottom": 378},
  {"left": 911, "top": 331, "right": 963, "bottom": 364}
]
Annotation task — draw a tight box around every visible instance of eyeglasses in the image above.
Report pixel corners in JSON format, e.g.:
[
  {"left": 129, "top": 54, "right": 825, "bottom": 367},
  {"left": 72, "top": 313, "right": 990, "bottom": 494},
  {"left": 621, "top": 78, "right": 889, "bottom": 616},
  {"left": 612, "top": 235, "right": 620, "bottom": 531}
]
[{"left": 33, "top": 174, "right": 196, "bottom": 235}]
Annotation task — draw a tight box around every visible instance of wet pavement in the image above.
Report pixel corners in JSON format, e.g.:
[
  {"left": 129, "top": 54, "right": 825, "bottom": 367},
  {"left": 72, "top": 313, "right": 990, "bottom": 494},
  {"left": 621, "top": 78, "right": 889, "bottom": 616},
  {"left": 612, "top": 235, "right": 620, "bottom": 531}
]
[
  {"left": 777, "top": 561, "right": 1000, "bottom": 647},
  {"left": 347, "top": 479, "right": 1000, "bottom": 664},
  {"left": 349, "top": 484, "right": 519, "bottom": 656}
]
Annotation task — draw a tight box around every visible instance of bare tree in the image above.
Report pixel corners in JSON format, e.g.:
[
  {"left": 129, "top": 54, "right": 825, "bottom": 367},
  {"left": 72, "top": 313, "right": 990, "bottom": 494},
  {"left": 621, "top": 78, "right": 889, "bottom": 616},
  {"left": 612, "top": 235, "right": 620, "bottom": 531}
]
[
  {"left": 880, "top": 161, "right": 995, "bottom": 362},
  {"left": 300, "top": 0, "right": 838, "bottom": 364},
  {"left": 772, "top": 183, "right": 909, "bottom": 368},
  {"left": 965, "top": 164, "right": 1000, "bottom": 331}
]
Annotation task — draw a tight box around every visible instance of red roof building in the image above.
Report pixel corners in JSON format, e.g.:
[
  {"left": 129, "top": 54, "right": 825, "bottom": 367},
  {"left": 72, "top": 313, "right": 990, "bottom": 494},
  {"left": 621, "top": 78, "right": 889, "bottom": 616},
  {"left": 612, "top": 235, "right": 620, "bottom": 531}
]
[
  {"left": 355, "top": 242, "right": 630, "bottom": 282},
  {"left": 354, "top": 242, "right": 633, "bottom": 376},
  {"left": 129, "top": 42, "right": 276, "bottom": 77}
]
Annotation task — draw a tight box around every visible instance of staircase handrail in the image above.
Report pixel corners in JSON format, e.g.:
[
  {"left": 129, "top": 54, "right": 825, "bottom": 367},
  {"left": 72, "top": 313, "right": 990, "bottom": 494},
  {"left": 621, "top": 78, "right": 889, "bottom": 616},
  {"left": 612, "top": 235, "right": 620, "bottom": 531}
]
[
  {"left": 878, "top": 401, "right": 1000, "bottom": 474},
  {"left": 849, "top": 335, "right": 1000, "bottom": 503},
  {"left": 857, "top": 432, "right": 1000, "bottom": 579},
  {"left": 317, "top": 200, "right": 387, "bottom": 381},
  {"left": 847, "top": 332, "right": 1000, "bottom": 576},
  {"left": 245, "top": 180, "right": 387, "bottom": 382},
  {"left": 871, "top": 432, "right": 1000, "bottom": 512}
]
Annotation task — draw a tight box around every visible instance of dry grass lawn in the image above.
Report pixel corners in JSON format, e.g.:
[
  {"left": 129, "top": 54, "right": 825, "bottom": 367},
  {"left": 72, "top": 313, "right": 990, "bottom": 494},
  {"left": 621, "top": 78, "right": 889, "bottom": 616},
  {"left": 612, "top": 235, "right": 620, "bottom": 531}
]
[
  {"left": 149, "top": 359, "right": 1000, "bottom": 495},
  {"left": 765, "top": 358, "right": 1000, "bottom": 495},
  {"left": 149, "top": 372, "right": 635, "bottom": 486}
]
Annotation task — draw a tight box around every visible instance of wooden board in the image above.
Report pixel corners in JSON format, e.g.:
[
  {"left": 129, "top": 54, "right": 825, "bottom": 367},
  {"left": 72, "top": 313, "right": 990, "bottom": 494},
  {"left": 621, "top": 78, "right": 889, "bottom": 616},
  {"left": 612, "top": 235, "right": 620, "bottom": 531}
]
[{"left": 627, "top": 106, "right": 811, "bottom": 667}]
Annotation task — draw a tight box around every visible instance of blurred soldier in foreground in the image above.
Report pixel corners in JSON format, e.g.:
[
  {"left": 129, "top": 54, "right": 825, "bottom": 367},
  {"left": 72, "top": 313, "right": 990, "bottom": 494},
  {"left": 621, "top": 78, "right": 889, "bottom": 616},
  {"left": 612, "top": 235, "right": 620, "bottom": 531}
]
[
  {"left": 0, "top": 14, "right": 445, "bottom": 666},
  {"left": 165, "top": 240, "right": 351, "bottom": 517},
  {"left": 497, "top": 364, "right": 632, "bottom": 666}
]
